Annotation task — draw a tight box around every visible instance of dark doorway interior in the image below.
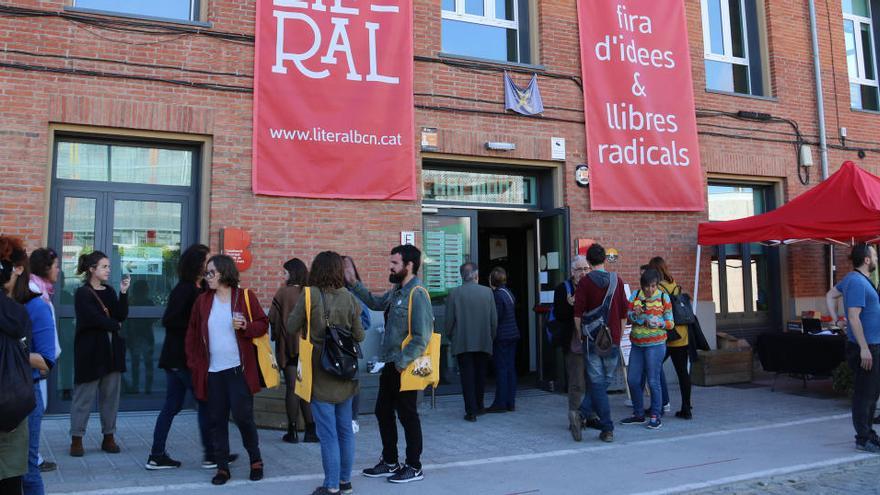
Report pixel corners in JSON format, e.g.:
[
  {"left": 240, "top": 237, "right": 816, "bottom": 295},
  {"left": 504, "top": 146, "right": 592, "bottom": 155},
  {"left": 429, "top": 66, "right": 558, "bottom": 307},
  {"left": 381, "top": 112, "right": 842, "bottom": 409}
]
[{"left": 477, "top": 211, "right": 535, "bottom": 375}]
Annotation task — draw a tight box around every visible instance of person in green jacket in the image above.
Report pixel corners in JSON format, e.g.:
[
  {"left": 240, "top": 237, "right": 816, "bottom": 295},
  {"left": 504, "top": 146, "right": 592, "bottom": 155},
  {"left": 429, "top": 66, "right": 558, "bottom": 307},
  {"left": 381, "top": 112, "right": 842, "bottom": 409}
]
[{"left": 347, "top": 244, "right": 432, "bottom": 485}]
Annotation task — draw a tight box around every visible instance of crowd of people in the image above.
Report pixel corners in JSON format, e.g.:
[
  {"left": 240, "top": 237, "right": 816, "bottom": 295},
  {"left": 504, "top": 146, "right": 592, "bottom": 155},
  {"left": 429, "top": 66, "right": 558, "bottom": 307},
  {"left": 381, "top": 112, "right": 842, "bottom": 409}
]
[{"left": 2, "top": 235, "right": 879, "bottom": 494}]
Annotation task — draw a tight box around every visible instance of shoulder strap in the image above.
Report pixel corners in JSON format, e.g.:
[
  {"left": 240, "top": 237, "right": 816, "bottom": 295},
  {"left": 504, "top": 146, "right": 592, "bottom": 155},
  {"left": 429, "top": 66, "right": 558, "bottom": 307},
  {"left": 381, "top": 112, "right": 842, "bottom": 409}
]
[
  {"left": 318, "top": 289, "right": 331, "bottom": 325},
  {"left": 243, "top": 288, "right": 253, "bottom": 322},
  {"left": 88, "top": 286, "right": 110, "bottom": 317},
  {"left": 500, "top": 287, "right": 515, "bottom": 305},
  {"left": 600, "top": 273, "right": 617, "bottom": 317},
  {"left": 564, "top": 279, "right": 573, "bottom": 295},
  {"left": 407, "top": 286, "right": 431, "bottom": 340},
  {"left": 303, "top": 287, "right": 311, "bottom": 340}
]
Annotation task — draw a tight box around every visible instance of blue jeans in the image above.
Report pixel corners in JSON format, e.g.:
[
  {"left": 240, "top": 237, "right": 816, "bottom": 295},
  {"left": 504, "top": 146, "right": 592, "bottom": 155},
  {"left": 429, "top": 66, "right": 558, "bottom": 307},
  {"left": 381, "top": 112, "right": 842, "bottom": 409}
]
[
  {"left": 23, "top": 382, "right": 44, "bottom": 495},
  {"left": 150, "top": 369, "right": 213, "bottom": 457},
  {"left": 641, "top": 368, "right": 670, "bottom": 412},
  {"left": 584, "top": 342, "right": 620, "bottom": 433},
  {"left": 492, "top": 340, "right": 518, "bottom": 409},
  {"left": 312, "top": 398, "right": 355, "bottom": 489},
  {"left": 628, "top": 344, "right": 666, "bottom": 418}
]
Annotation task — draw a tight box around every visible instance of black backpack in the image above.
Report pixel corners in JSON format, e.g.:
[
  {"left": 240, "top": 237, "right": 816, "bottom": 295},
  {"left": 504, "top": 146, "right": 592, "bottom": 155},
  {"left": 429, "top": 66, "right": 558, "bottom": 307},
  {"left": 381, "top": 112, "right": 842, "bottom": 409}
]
[
  {"left": 660, "top": 284, "right": 696, "bottom": 326},
  {"left": 318, "top": 290, "right": 362, "bottom": 380},
  {"left": 0, "top": 304, "right": 36, "bottom": 432}
]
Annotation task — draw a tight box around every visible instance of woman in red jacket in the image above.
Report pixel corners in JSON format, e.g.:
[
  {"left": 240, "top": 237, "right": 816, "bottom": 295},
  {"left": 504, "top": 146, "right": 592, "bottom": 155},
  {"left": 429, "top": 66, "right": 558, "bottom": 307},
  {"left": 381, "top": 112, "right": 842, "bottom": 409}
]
[{"left": 185, "top": 254, "right": 268, "bottom": 486}]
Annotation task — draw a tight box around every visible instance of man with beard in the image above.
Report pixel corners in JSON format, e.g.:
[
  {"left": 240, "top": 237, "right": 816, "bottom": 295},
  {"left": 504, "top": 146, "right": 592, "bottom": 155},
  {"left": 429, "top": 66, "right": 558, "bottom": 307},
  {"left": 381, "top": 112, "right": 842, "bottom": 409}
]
[
  {"left": 827, "top": 243, "right": 880, "bottom": 454},
  {"left": 346, "top": 244, "right": 432, "bottom": 484}
]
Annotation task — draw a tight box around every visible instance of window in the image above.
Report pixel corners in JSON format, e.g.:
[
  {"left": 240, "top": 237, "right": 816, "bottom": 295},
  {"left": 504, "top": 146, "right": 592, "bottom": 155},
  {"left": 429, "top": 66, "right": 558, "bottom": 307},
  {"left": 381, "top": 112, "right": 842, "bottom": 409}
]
[
  {"left": 708, "top": 184, "right": 777, "bottom": 327},
  {"left": 844, "top": 0, "right": 880, "bottom": 110},
  {"left": 441, "top": 0, "right": 533, "bottom": 64},
  {"left": 74, "top": 0, "right": 200, "bottom": 23},
  {"left": 700, "top": 0, "right": 768, "bottom": 96},
  {"left": 422, "top": 169, "right": 537, "bottom": 207}
]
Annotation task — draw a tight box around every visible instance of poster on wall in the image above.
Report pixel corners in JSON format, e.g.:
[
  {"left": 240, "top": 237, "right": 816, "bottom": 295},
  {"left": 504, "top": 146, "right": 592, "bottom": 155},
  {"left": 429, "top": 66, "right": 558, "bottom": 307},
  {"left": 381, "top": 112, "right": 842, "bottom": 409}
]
[
  {"left": 252, "top": 0, "right": 415, "bottom": 200},
  {"left": 577, "top": 0, "right": 704, "bottom": 211}
]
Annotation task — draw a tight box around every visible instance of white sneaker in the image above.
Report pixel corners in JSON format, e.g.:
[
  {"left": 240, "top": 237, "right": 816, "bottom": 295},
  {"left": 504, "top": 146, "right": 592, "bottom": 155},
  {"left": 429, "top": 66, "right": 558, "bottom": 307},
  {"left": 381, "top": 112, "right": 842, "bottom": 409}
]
[
  {"left": 369, "top": 362, "right": 385, "bottom": 374},
  {"left": 663, "top": 403, "right": 671, "bottom": 413},
  {"left": 352, "top": 420, "right": 360, "bottom": 434}
]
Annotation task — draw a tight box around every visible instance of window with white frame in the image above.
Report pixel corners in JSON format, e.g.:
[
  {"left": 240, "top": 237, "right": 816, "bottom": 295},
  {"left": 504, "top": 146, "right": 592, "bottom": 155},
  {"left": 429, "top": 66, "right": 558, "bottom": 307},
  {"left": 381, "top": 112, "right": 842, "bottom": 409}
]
[
  {"left": 700, "top": 0, "right": 768, "bottom": 96},
  {"left": 74, "top": 0, "right": 201, "bottom": 23},
  {"left": 844, "top": 0, "right": 880, "bottom": 111},
  {"left": 441, "top": 0, "right": 532, "bottom": 64}
]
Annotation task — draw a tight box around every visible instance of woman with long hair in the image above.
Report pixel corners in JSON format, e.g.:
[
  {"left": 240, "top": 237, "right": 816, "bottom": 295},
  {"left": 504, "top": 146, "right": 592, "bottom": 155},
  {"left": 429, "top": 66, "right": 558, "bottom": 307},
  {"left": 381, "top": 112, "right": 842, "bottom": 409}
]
[
  {"left": 648, "top": 256, "right": 693, "bottom": 419},
  {"left": 268, "top": 257, "right": 317, "bottom": 443},
  {"left": 0, "top": 236, "right": 49, "bottom": 494},
  {"left": 288, "top": 251, "right": 365, "bottom": 495},
  {"left": 147, "top": 244, "right": 224, "bottom": 470},
  {"left": 28, "top": 247, "right": 61, "bottom": 474},
  {"left": 13, "top": 249, "right": 55, "bottom": 495},
  {"left": 70, "top": 251, "right": 129, "bottom": 457},
  {"left": 185, "top": 254, "right": 268, "bottom": 486}
]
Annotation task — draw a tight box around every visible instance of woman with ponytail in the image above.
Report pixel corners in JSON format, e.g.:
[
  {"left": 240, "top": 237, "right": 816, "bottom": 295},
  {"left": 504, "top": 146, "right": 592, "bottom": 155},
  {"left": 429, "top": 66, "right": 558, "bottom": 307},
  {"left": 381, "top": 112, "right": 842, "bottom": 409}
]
[{"left": 69, "top": 251, "right": 129, "bottom": 457}]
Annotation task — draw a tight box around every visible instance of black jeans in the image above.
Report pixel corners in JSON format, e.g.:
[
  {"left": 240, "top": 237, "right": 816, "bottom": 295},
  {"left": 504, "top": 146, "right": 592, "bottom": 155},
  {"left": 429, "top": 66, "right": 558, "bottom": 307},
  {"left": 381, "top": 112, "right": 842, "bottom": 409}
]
[
  {"left": 847, "top": 342, "right": 880, "bottom": 445},
  {"left": 457, "top": 352, "right": 489, "bottom": 415},
  {"left": 207, "top": 367, "right": 261, "bottom": 470},
  {"left": 150, "top": 369, "right": 213, "bottom": 457},
  {"left": 664, "top": 346, "right": 691, "bottom": 410},
  {"left": 375, "top": 365, "right": 422, "bottom": 469}
]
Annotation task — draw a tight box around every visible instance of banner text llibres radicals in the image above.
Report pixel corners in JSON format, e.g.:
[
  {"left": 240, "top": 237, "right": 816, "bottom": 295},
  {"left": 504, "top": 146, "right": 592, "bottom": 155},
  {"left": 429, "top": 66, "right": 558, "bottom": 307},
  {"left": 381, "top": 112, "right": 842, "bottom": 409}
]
[{"left": 268, "top": 127, "right": 403, "bottom": 146}]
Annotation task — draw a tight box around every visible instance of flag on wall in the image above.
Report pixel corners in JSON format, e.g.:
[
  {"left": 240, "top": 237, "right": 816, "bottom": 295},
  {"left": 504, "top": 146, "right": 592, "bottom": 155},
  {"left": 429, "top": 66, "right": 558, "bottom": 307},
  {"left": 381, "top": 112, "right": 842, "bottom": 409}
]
[{"left": 504, "top": 72, "right": 544, "bottom": 116}]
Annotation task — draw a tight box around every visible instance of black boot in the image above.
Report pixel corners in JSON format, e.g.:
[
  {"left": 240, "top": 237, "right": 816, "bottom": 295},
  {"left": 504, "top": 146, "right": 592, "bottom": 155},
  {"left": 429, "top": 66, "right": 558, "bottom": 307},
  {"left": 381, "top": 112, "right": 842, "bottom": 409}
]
[
  {"left": 282, "top": 423, "right": 299, "bottom": 444},
  {"left": 303, "top": 422, "right": 319, "bottom": 443}
]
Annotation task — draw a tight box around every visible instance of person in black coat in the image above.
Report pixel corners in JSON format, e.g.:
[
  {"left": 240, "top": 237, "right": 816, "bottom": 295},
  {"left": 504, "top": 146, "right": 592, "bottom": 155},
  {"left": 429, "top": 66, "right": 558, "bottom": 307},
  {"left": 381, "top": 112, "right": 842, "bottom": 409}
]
[
  {"left": 69, "top": 251, "right": 128, "bottom": 457},
  {"left": 146, "top": 244, "right": 225, "bottom": 470}
]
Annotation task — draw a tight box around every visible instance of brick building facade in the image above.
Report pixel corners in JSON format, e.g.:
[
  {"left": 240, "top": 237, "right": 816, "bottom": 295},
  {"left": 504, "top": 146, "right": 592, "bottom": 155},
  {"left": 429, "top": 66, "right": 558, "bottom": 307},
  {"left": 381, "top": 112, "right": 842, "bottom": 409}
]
[{"left": 1, "top": 0, "right": 877, "bottom": 411}]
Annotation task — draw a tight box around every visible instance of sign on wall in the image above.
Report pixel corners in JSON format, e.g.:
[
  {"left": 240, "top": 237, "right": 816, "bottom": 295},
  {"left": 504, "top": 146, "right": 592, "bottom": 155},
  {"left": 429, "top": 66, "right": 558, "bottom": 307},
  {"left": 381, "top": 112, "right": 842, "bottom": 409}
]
[
  {"left": 220, "top": 228, "right": 253, "bottom": 272},
  {"left": 577, "top": 0, "right": 704, "bottom": 211},
  {"left": 252, "top": 0, "right": 415, "bottom": 200}
]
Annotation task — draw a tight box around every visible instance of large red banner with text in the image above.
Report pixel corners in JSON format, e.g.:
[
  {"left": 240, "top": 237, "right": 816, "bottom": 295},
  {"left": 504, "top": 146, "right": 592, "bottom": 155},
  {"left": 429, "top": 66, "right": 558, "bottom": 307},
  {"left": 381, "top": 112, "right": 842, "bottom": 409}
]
[
  {"left": 577, "top": 0, "right": 704, "bottom": 211},
  {"left": 252, "top": 0, "right": 415, "bottom": 200}
]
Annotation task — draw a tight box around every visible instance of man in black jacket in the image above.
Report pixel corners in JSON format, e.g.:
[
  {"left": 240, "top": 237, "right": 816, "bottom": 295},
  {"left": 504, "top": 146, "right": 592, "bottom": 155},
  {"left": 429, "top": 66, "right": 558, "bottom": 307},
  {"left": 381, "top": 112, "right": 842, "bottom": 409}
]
[{"left": 554, "top": 255, "right": 598, "bottom": 441}]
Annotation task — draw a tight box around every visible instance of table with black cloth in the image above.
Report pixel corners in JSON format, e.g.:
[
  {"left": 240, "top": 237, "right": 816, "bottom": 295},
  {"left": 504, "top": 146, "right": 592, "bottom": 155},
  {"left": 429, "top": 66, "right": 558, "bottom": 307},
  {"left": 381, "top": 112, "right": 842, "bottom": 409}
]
[{"left": 756, "top": 331, "right": 847, "bottom": 388}]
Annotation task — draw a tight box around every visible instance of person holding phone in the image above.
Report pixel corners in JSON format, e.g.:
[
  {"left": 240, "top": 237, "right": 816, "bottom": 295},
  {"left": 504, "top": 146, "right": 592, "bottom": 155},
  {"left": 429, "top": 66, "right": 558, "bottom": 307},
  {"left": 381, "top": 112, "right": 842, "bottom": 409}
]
[
  {"left": 69, "top": 251, "right": 129, "bottom": 457},
  {"left": 185, "top": 255, "right": 269, "bottom": 486}
]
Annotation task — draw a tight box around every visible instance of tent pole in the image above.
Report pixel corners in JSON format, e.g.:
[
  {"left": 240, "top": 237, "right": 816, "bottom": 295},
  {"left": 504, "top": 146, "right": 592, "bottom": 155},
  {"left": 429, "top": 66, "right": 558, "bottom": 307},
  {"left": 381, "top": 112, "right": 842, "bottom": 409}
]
[{"left": 693, "top": 244, "right": 702, "bottom": 310}]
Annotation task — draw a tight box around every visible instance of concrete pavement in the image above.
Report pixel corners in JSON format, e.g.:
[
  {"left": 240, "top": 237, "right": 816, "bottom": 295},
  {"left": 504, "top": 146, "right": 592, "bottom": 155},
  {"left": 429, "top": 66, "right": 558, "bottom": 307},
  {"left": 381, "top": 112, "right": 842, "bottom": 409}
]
[{"left": 39, "top": 376, "right": 875, "bottom": 495}]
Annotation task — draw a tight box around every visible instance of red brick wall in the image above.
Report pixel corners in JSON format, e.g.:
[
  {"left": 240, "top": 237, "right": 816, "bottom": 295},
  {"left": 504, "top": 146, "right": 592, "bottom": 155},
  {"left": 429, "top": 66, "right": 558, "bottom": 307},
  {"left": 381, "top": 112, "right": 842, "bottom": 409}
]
[{"left": 1, "top": 0, "right": 877, "bottom": 308}]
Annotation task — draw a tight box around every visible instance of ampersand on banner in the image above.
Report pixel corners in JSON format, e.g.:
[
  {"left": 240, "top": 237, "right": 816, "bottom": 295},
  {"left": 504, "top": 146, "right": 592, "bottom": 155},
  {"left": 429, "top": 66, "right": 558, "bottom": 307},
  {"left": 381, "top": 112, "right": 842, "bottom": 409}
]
[{"left": 631, "top": 72, "right": 647, "bottom": 97}]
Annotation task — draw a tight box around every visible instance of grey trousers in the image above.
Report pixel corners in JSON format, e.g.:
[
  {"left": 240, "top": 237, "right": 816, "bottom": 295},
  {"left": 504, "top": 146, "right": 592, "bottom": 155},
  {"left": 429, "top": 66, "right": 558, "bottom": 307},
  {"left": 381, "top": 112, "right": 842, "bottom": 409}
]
[
  {"left": 565, "top": 350, "right": 586, "bottom": 412},
  {"left": 70, "top": 372, "right": 122, "bottom": 437}
]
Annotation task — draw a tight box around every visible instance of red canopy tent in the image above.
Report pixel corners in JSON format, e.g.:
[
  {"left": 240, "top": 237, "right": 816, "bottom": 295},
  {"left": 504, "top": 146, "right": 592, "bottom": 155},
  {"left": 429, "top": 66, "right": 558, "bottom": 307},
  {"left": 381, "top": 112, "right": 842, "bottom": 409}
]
[
  {"left": 692, "top": 161, "right": 880, "bottom": 303},
  {"left": 698, "top": 161, "right": 880, "bottom": 246}
]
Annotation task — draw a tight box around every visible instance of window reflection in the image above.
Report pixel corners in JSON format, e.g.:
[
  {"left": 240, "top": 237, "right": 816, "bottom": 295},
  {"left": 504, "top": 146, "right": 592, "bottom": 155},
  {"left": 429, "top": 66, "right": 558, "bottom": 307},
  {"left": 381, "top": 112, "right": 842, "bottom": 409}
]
[
  {"left": 442, "top": 19, "right": 518, "bottom": 62},
  {"left": 75, "top": 0, "right": 196, "bottom": 21}
]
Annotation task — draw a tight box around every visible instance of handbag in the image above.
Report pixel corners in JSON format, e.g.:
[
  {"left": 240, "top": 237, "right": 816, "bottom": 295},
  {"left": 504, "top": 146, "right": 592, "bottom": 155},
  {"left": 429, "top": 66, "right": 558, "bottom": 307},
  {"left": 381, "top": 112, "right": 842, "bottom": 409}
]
[
  {"left": 294, "top": 287, "right": 315, "bottom": 402},
  {"left": 660, "top": 284, "right": 696, "bottom": 326},
  {"left": 400, "top": 286, "right": 441, "bottom": 392},
  {"left": 581, "top": 273, "right": 617, "bottom": 358},
  {"left": 317, "top": 290, "right": 362, "bottom": 380},
  {"left": 244, "top": 289, "right": 280, "bottom": 389},
  {"left": 0, "top": 318, "right": 36, "bottom": 432}
]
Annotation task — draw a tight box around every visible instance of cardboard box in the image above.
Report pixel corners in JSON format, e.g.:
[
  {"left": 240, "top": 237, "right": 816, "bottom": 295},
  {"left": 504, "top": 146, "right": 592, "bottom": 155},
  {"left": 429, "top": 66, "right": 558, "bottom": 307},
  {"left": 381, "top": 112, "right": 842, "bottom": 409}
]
[{"left": 691, "top": 348, "right": 753, "bottom": 386}]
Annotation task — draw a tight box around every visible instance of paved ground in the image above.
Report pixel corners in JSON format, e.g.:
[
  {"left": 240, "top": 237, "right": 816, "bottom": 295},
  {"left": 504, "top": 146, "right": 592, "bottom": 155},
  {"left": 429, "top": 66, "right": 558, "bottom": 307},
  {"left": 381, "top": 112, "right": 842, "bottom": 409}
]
[{"left": 37, "top": 375, "right": 880, "bottom": 495}]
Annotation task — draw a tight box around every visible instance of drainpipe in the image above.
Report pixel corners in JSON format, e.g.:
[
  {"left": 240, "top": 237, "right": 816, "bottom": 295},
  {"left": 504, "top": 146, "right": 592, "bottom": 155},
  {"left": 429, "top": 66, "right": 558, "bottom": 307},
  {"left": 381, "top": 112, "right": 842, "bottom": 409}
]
[
  {"left": 808, "top": 0, "right": 835, "bottom": 291},
  {"left": 808, "top": 0, "right": 830, "bottom": 181}
]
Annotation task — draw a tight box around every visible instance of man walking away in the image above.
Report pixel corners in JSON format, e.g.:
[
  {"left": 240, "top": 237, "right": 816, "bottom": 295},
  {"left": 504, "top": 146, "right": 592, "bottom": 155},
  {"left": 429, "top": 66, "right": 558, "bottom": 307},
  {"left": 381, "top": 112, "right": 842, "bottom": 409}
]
[
  {"left": 827, "top": 243, "right": 880, "bottom": 454},
  {"left": 445, "top": 263, "right": 497, "bottom": 422},
  {"left": 574, "top": 244, "right": 628, "bottom": 443},
  {"left": 347, "top": 245, "right": 432, "bottom": 484}
]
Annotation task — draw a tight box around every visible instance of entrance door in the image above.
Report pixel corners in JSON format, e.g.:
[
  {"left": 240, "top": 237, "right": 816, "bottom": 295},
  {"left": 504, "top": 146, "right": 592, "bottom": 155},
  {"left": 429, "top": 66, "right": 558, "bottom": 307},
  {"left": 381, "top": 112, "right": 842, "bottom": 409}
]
[
  {"left": 536, "top": 208, "right": 570, "bottom": 389},
  {"left": 47, "top": 137, "right": 199, "bottom": 412},
  {"left": 421, "top": 210, "right": 477, "bottom": 394}
]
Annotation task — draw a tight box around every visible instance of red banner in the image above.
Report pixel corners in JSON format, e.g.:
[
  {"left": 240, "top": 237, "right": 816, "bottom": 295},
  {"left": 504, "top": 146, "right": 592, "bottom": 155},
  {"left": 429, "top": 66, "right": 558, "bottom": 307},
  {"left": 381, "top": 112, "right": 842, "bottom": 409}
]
[
  {"left": 252, "top": 1, "right": 415, "bottom": 200},
  {"left": 577, "top": 0, "right": 704, "bottom": 211}
]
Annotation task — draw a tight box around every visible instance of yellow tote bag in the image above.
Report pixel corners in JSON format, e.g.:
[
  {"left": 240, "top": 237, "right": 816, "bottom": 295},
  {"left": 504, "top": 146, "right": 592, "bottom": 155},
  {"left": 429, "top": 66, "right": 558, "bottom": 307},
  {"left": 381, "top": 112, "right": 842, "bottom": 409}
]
[
  {"left": 244, "top": 289, "right": 280, "bottom": 389},
  {"left": 400, "top": 286, "right": 441, "bottom": 392},
  {"left": 294, "top": 287, "right": 314, "bottom": 402}
]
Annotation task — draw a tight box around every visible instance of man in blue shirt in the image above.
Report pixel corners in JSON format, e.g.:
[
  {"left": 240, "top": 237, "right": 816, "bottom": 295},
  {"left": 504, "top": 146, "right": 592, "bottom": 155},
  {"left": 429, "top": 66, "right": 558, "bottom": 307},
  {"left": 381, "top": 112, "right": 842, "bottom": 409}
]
[{"left": 827, "top": 243, "right": 880, "bottom": 453}]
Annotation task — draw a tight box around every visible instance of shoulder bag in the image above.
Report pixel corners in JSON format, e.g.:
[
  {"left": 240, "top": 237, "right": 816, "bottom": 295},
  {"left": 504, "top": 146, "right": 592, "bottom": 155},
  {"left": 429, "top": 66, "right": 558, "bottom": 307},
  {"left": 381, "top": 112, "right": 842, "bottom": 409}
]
[
  {"left": 318, "top": 290, "right": 362, "bottom": 380},
  {"left": 294, "top": 287, "right": 314, "bottom": 402},
  {"left": 400, "top": 286, "right": 442, "bottom": 392},
  {"left": 244, "top": 289, "right": 281, "bottom": 389},
  {"left": 580, "top": 273, "right": 617, "bottom": 358}
]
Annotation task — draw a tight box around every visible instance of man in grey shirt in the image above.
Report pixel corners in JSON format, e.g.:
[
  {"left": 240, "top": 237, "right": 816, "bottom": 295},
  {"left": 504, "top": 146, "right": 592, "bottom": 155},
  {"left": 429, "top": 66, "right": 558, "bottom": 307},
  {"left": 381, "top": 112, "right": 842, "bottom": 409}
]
[
  {"left": 347, "top": 244, "right": 432, "bottom": 484},
  {"left": 445, "top": 262, "right": 497, "bottom": 422}
]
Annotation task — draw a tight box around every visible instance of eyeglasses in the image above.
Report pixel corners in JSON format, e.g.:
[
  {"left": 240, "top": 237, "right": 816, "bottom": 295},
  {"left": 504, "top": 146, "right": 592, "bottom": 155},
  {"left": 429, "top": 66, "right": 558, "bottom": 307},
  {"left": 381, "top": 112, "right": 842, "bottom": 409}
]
[
  {"left": 204, "top": 269, "right": 217, "bottom": 279},
  {"left": 573, "top": 267, "right": 590, "bottom": 272}
]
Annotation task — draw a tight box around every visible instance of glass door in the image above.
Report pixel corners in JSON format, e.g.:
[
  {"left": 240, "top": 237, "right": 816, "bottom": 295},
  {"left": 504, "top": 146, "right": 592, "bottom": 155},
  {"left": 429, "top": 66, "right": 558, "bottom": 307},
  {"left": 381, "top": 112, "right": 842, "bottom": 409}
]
[
  {"left": 47, "top": 137, "right": 199, "bottom": 413},
  {"left": 421, "top": 210, "right": 477, "bottom": 395},
  {"left": 536, "top": 208, "right": 570, "bottom": 389}
]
